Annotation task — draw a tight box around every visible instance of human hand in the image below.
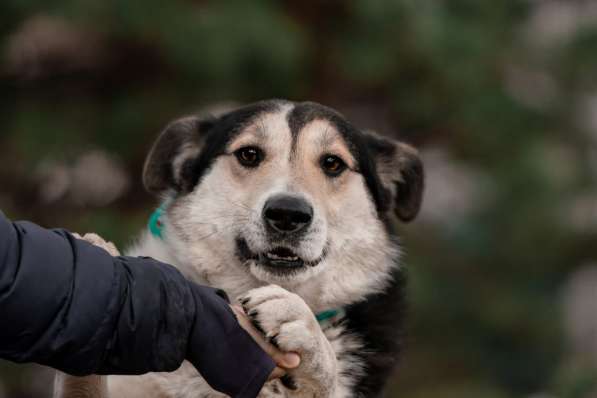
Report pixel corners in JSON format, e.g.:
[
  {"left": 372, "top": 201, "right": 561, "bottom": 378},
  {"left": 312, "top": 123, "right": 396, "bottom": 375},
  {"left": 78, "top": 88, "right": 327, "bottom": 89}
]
[{"left": 230, "top": 305, "right": 301, "bottom": 380}]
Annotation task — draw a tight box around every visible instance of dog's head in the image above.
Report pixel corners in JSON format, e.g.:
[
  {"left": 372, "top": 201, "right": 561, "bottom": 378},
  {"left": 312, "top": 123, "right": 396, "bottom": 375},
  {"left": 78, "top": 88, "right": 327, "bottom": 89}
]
[{"left": 143, "top": 100, "right": 423, "bottom": 309}]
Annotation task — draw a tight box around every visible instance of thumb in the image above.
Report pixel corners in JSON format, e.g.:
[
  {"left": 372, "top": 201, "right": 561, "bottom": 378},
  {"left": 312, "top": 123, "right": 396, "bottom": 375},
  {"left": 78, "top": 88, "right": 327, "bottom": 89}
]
[{"left": 271, "top": 351, "right": 301, "bottom": 369}]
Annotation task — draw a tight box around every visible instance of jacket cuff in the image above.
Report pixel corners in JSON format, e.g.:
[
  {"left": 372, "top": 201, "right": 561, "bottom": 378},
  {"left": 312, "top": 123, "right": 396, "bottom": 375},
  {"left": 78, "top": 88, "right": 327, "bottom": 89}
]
[
  {"left": 187, "top": 284, "right": 275, "bottom": 397},
  {"left": 235, "top": 358, "right": 275, "bottom": 398}
]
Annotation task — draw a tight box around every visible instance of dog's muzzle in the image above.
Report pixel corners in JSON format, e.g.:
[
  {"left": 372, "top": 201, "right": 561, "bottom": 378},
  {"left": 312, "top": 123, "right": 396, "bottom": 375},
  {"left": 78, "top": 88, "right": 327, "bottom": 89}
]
[{"left": 235, "top": 194, "right": 324, "bottom": 273}]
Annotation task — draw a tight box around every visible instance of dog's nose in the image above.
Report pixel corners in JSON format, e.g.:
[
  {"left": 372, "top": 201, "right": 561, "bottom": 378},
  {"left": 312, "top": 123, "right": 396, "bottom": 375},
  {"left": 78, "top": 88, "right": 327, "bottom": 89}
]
[{"left": 263, "top": 195, "right": 313, "bottom": 234}]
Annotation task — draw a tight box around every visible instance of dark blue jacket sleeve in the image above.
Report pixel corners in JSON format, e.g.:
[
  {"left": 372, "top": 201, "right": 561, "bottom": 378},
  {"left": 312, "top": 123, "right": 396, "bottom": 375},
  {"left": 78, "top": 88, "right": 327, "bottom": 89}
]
[{"left": 0, "top": 211, "right": 274, "bottom": 398}]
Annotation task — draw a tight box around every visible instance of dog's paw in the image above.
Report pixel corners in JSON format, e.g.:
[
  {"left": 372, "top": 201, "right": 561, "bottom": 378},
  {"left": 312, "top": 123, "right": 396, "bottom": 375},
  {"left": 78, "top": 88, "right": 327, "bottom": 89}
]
[
  {"left": 239, "top": 285, "right": 320, "bottom": 351},
  {"left": 239, "top": 285, "right": 337, "bottom": 395},
  {"left": 73, "top": 232, "right": 121, "bottom": 256}
]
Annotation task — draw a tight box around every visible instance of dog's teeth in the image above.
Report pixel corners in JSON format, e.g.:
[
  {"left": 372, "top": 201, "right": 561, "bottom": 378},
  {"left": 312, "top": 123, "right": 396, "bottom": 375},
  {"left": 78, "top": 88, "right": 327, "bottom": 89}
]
[{"left": 266, "top": 252, "right": 299, "bottom": 261}]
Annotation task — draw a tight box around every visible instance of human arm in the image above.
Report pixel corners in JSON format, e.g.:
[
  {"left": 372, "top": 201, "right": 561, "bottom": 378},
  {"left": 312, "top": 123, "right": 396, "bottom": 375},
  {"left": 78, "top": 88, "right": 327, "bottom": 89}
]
[{"left": 0, "top": 211, "right": 275, "bottom": 397}]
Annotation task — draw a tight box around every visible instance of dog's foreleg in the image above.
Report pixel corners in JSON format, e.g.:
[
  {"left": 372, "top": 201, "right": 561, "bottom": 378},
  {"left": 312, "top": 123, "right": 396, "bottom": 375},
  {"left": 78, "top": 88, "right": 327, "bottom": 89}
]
[{"left": 53, "top": 373, "right": 107, "bottom": 398}]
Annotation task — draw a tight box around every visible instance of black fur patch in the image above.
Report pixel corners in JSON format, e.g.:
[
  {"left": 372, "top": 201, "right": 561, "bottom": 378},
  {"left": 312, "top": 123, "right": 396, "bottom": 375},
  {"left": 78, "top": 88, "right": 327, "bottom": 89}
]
[
  {"left": 394, "top": 154, "right": 424, "bottom": 222},
  {"left": 344, "top": 264, "right": 407, "bottom": 397}
]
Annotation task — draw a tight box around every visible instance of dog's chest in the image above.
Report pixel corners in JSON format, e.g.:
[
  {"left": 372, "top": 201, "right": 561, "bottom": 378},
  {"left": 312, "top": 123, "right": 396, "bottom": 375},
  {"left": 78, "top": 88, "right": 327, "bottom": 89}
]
[{"left": 158, "top": 322, "right": 363, "bottom": 398}]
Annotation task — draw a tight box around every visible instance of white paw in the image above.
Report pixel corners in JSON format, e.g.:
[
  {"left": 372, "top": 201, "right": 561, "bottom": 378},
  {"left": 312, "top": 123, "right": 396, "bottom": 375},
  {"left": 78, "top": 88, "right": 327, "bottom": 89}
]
[
  {"left": 74, "top": 232, "right": 121, "bottom": 256},
  {"left": 239, "top": 285, "right": 337, "bottom": 395}
]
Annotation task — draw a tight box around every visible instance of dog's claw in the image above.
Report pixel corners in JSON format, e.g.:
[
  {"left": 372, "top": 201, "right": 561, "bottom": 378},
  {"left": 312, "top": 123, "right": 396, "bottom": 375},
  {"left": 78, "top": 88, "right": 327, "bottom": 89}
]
[
  {"left": 269, "top": 333, "right": 280, "bottom": 349},
  {"left": 280, "top": 374, "right": 298, "bottom": 391}
]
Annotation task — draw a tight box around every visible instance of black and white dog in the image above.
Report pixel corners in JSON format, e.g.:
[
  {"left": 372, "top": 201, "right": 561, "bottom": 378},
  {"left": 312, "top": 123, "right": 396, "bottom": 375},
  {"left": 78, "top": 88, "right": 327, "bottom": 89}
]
[{"left": 55, "top": 99, "right": 424, "bottom": 398}]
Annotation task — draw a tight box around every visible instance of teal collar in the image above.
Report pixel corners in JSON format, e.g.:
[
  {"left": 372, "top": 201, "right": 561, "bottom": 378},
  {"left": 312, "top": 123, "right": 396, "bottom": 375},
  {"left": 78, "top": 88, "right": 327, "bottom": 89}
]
[
  {"left": 149, "top": 203, "right": 344, "bottom": 325},
  {"left": 148, "top": 202, "right": 169, "bottom": 239},
  {"left": 316, "top": 308, "right": 346, "bottom": 325}
]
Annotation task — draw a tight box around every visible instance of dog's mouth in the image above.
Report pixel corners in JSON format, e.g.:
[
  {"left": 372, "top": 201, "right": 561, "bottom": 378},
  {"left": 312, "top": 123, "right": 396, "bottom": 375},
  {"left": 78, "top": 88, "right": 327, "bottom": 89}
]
[{"left": 236, "top": 238, "right": 324, "bottom": 271}]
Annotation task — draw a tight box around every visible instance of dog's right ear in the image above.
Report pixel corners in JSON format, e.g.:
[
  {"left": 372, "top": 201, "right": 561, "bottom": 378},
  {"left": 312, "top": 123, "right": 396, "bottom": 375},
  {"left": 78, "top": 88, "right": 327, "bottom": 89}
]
[
  {"left": 143, "top": 116, "right": 214, "bottom": 196},
  {"left": 364, "top": 130, "right": 424, "bottom": 222}
]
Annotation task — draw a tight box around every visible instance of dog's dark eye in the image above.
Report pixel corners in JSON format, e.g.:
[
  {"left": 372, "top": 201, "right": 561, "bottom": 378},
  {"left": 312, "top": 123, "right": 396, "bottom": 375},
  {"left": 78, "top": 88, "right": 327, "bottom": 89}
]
[
  {"left": 321, "top": 155, "right": 347, "bottom": 177},
  {"left": 234, "top": 146, "right": 263, "bottom": 168}
]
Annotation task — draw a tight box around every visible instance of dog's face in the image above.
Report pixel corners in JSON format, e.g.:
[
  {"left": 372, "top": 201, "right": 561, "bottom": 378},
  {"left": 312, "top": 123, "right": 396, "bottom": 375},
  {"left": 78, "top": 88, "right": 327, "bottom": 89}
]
[{"left": 143, "top": 100, "right": 423, "bottom": 309}]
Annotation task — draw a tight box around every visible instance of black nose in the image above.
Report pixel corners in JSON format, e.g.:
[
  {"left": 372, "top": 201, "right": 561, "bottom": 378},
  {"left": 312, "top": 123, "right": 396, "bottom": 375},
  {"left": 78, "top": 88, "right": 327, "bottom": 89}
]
[{"left": 263, "top": 195, "right": 313, "bottom": 234}]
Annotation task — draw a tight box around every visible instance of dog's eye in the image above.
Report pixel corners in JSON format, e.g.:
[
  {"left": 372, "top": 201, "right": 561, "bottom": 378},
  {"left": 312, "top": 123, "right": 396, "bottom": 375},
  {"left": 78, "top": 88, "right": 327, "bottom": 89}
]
[
  {"left": 321, "top": 155, "right": 347, "bottom": 177},
  {"left": 234, "top": 146, "right": 263, "bottom": 168}
]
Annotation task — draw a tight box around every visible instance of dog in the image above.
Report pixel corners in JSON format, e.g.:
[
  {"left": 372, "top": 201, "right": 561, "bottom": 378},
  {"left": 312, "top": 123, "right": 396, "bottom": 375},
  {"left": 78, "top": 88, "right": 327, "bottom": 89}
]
[{"left": 54, "top": 99, "right": 424, "bottom": 397}]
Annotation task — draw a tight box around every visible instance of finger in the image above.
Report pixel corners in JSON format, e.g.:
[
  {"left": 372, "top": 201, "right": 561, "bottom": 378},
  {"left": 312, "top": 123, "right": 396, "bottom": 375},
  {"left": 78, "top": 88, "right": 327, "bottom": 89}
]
[
  {"left": 274, "top": 352, "right": 300, "bottom": 369},
  {"left": 268, "top": 367, "right": 286, "bottom": 381}
]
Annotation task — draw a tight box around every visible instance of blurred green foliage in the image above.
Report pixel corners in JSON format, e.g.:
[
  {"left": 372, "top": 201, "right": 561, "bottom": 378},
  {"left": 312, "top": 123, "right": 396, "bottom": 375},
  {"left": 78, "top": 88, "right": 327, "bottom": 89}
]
[{"left": 1, "top": 0, "right": 596, "bottom": 397}]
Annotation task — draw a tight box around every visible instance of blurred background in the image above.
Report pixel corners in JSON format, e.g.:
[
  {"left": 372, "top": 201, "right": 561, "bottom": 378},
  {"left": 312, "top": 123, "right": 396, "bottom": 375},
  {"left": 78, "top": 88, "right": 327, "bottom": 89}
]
[{"left": 1, "top": 0, "right": 596, "bottom": 397}]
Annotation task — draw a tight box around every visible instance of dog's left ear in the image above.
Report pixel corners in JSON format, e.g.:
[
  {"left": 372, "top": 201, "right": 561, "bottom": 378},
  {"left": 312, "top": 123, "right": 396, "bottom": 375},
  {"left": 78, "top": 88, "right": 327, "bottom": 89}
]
[{"left": 366, "top": 131, "right": 424, "bottom": 222}]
